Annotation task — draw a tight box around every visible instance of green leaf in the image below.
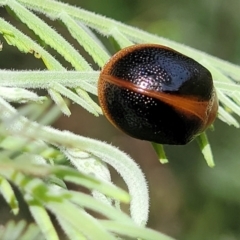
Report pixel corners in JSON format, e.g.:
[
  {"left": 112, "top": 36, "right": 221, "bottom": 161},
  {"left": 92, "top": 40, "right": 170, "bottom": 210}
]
[
  {"left": 197, "top": 132, "right": 215, "bottom": 168},
  {"left": 100, "top": 220, "right": 175, "bottom": 240},
  {"left": 26, "top": 197, "right": 59, "bottom": 240},
  {"left": 0, "top": 17, "right": 63, "bottom": 70},
  {"left": 69, "top": 191, "right": 132, "bottom": 223},
  {"left": 0, "top": 176, "right": 19, "bottom": 214},
  {"left": 48, "top": 201, "right": 116, "bottom": 240},
  {"left": 52, "top": 166, "right": 130, "bottom": 203},
  {"left": 151, "top": 142, "right": 169, "bottom": 164},
  {"left": 0, "top": 220, "right": 44, "bottom": 240},
  {"left": 5, "top": 0, "right": 91, "bottom": 70}
]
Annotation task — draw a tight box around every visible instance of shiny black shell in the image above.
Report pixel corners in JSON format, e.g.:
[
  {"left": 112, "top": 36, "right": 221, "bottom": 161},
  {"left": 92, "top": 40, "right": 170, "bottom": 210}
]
[{"left": 98, "top": 44, "right": 218, "bottom": 145}]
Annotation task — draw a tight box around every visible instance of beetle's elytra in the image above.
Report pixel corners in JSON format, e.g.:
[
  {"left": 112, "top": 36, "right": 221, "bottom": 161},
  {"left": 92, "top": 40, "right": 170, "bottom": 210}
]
[{"left": 98, "top": 44, "right": 218, "bottom": 145}]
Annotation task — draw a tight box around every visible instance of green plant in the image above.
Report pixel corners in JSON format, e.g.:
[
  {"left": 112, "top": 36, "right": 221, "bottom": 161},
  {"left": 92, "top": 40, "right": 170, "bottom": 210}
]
[{"left": 0, "top": 0, "right": 239, "bottom": 239}]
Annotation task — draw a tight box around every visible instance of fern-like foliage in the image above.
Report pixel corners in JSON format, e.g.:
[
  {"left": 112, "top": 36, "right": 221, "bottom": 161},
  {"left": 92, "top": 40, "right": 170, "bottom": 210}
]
[
  {"left": 0, "top": 220, "right": 44, "bottom": 240},
  {"left": 0, "top": 0, "right": 239, "bottom": 239}
]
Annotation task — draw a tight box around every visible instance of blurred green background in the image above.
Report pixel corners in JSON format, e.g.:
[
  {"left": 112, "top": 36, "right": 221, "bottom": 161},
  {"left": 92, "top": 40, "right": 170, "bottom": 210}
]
[{"left": 1, "top": 0, "right": 240, "bottom": 239}]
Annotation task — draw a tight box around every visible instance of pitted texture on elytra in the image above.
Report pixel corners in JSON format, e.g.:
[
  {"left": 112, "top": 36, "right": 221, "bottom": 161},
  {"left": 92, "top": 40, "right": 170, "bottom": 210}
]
[
  {"left": 103, "top": 82, "right": 201, "bottom": 144},
  {"left": 109, "top": 47, "right": 213, "bottom": 100},
  {"left": 98, "top": 44, "right": 218, "bottom": 145}
]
